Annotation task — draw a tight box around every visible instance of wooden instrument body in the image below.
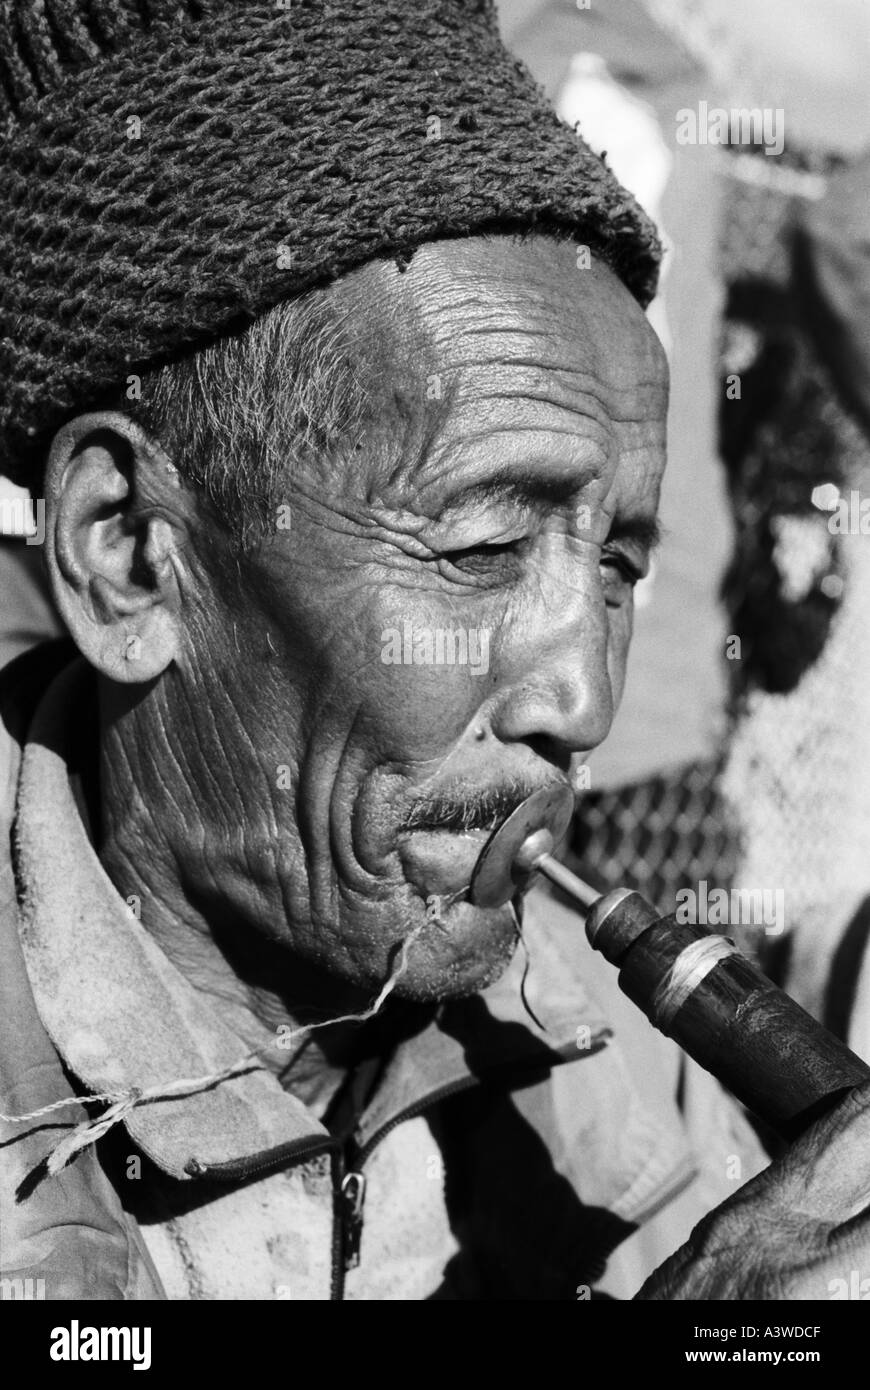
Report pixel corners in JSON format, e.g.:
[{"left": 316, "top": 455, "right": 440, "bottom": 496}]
[{"left": 589, "top": 894, "right": 870, "bottom": 1140}]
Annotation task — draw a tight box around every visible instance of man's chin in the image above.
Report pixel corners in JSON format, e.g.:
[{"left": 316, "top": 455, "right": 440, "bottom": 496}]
[
  {"left": 298, "top": 891, "right": 519, "bottom": 1005},
  {"left": 384, "top": 899, "right": 520, "bottom": 1004}
]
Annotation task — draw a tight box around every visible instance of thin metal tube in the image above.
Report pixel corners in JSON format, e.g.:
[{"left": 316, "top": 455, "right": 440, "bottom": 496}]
[{"left": 536, "top": 853, "right": 600, "bottom": 910}]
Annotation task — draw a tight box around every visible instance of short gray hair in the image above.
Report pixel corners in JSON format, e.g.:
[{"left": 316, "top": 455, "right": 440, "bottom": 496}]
[{"left": 126, "top": 287, "right": 373, "bottom": 551}]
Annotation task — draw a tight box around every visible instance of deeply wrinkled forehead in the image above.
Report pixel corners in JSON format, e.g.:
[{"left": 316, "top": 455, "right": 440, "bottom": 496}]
[{"left": 322, "top": 236, "right": 668, "bottom": 509}]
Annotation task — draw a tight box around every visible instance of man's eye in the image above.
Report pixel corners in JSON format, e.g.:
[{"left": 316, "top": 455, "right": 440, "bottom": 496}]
[
  {"left": 601, "top": 547, "right": 644, "bottom": 588},
  {"left": 439, "top": 539, "right": 523, "bottom": 575}
]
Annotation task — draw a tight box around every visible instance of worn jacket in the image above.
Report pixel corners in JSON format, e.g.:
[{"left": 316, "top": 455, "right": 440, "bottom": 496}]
[{"left": 0, "top": 644, "right": 766, "bottom": 1300}]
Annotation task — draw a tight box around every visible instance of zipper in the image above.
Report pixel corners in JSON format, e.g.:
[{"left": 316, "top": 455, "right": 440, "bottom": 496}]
[
  {"left": 339, "top": 1171, "right": 367, "bottom": 1270},
  {"left": 184, "top": 1132, "right": 338, "bottom": 1183},
  {"left": 186, "top": 1032, "right": 614, "bottom": 1300},
  {"left": 330, "top": 1073, "right": 482, "bottom": 1300},
  {"left": 185, "top": 1133, "right": 350, "bottom": 1302},
  {"left": 330, "top": 1033, "right": 613, "bottom": 1298},
  {"left": 353, "top": 1073, "right": 482, "bottom": 1170},
  {"left": 330, "top": 1148, "right": 348, "bottom": 1300}
]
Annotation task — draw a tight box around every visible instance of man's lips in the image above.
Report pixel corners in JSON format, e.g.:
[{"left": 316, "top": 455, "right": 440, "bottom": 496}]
[
  {"left": 393, "top": 776, "right": 573, "bottom": 900},
  {"left": 397, "top": 826, "right": 496, "bottom": 899}
]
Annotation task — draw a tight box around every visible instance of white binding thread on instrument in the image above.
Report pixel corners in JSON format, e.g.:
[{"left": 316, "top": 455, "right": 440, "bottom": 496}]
[{"left": 648, "top": 936, "right": 738, "bottom": 1035}]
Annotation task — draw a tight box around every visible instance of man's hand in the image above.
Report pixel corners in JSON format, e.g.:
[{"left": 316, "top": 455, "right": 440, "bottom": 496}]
[{"left": 637, "top": 1080, "right": 870, "bottom": 1299}]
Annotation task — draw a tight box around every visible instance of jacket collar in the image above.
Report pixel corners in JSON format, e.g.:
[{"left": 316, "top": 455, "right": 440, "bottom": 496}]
[{"left": 14, "top": 660, "right": 611, "bottom": 1180}]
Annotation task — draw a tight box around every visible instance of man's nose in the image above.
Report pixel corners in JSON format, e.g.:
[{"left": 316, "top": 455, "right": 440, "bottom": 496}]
[{"left": 488, "top": 603, "right": 615, "bottom": 757}]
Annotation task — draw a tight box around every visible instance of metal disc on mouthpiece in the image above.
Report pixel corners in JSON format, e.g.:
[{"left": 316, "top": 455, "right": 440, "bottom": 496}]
[{"left": 470, "top": 784, "right": 575, "bottom": 909}]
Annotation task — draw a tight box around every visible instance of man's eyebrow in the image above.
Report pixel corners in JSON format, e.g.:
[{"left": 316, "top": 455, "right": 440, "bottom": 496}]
[
  {"left": 436, "top": 466, "right": 594, "bottom": 514},
  {"left": 429, "top": 465, "right": 664, "bottom": 552},
  {"left": 607, "top": 515, "right": 664, "bottom": 553}
]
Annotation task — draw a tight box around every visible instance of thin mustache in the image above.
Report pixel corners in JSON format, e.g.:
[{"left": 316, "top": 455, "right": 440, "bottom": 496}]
[{"left": 400, "top": 776, "right": 565, "bottom": 835}]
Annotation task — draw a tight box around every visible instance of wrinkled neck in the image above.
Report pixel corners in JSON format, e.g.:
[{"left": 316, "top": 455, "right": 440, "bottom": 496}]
[{"left": 93, "top": 670, "right": 386, "bottom": 1113}]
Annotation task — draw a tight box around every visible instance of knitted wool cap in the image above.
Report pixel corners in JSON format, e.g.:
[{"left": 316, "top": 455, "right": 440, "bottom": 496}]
[{"left": 0, "top": 0, "right": 661, "bottom": 486}]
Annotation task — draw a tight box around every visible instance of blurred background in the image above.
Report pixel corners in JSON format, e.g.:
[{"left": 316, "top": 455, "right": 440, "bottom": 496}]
[
  {"left": 497, "top": 0, "right": 870, "bottom": 1061},
  {"left": 3, "top": 0, "right": 869, "bottom": 1059}
]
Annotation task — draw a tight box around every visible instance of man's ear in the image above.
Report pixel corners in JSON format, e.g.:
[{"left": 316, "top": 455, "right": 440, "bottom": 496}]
[{"left": 44, "top": 411, "right": 189, "bottom": 684}]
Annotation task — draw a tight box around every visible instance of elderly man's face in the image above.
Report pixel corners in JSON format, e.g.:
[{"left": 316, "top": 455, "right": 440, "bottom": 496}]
[{"left": 182, "top": 237, "right": 668, "bottom": 1000}]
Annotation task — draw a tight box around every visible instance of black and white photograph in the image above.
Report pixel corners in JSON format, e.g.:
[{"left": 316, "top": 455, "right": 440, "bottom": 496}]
[{"left": 1, "top": 0, "right": 869, "bottom": 1347}]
